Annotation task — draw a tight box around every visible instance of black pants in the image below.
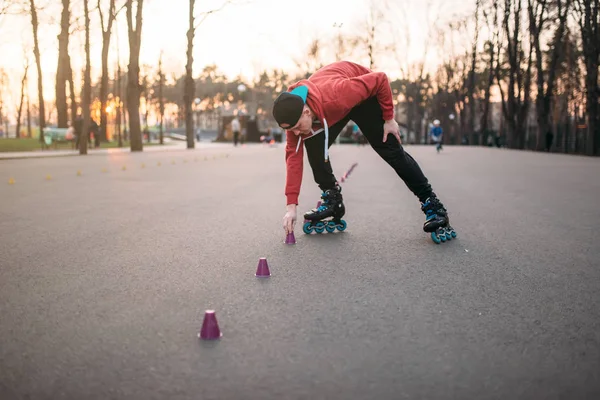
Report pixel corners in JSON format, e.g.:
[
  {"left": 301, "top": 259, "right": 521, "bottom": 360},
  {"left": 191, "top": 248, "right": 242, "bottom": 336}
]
[
  {"left": 233, "top": 131, "right": 240, "bottom": 146},
  {"left": 304, "top": 97, "right": 434, "bottom": 203}
]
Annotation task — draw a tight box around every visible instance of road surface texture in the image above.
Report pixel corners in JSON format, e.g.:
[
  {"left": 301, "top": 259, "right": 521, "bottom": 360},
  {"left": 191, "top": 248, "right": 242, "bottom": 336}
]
[{"left": 1, "top": 143, "right": 599, "bottom": 400}]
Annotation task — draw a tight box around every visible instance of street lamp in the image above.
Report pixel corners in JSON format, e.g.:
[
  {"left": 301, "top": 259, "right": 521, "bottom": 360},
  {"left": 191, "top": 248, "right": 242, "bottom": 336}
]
[
  {"left": 237, "top": 84, "right": 248, "bottom": 115},
  {"left": 449, "top": 113, "right": 455, "bottom": 144}
]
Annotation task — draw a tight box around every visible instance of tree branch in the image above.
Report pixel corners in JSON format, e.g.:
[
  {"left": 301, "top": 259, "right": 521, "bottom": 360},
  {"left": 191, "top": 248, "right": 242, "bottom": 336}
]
[{"left": 194, "top": 0, "right": 234, "bottom": 29}]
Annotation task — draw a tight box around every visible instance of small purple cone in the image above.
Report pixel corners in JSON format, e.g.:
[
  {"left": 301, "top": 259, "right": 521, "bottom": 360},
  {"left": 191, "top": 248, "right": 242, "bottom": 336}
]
[
  {"left": 340, "top": 177, "right": 345, "bottom": 183},
  {"left": 255, "top": 257, "right": 271, "bottom": 277},
  {"left": 316, "top": 201, "right": 322, "bottom": 208},
  {"left": 285, "top": 231, "right": 296, "bottom": 244},
  {"left": 198, "top": 310, "right": 222, "bottom": 340}
]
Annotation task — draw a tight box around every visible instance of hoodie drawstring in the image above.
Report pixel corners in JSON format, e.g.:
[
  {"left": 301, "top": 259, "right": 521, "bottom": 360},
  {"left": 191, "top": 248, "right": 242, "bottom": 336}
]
[
  {"left": 293, "top": 118, "right": 329, "bottom": 161},
  {"left": 323, "top": 118, "right": 329, "bottom": 162}
]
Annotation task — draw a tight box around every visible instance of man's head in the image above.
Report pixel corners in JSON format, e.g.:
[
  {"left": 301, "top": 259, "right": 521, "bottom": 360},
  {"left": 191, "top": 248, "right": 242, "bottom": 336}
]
[
  {"left": 273, "top": 86, "right": 313, "bottom": 135},
  {"left": 433, "top": 119, "right": 440, "bottom": 126}
]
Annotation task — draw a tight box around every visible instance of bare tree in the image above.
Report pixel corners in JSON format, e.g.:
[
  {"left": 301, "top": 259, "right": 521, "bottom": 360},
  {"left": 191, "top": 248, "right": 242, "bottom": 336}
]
[
  {"left": 353, "top": 0, "right": 391, "bottom": 69},
  {"left": 480, "top": 0, "right": 501, "bottom": 139},
  {"left": 15, "top": 59, "right": 30, "bottom": 139},
  {"left": 98, "top": 0, "right": 119, "bottom": 144},
  {"left": 26, "top": 91, "right": 32, "bottom": 138},
  {"left": 391, "top": 0, "right": 437, "bottom": 143},
  {"left": 126, "top": 0, "right": 144, "bottom": 151},
  {"left": 158, "top": 51, "right": 165, "bottom": 145},
  {"left": 574, "top": 0, "right": 599, "bottom": 155},
  {"left": 332, "top": 23, "right": 351, "bottom": 62},
  {"left": 496, "top": 0, "right": 533, "bottom": 149},
  {"left": 293, "top": 38, "right": 325, "bottom": 77},
  {"left": 29, "top": 0, "right": 46, "bottom": 146},
  {"left": 80, "top": 0, "right": 92, "bottom": 155},
  {"left": 0, "top": 69, "right": 8, "bottom": 136},
  {"left": 184, "top": 0, "right": 232, "bottom": 149},
  {"left": 467, "top": 0, "right": 482, "bottom": 144},
  {"left": 184, "top": 0, "right": 196, "bottom": 149},
  {"left": 55, "top": 0, "right": 72, "bottom": 128},
  {"left": 528, "top": 0, "right": 571, "bottom": 150}
]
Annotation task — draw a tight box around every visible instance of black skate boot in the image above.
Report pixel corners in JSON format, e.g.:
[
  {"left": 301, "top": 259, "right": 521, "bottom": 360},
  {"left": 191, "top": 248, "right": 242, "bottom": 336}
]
[
  {"left": 303, "top": 186, "right": 347, "bottom": 234},
  {"left": 421, "top": 196, "right": 457, "bottom": 244}
]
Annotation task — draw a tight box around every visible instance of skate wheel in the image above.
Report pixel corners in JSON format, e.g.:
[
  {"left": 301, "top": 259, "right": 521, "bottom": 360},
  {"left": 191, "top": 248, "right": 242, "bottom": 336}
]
[
  {"left": 431, "top": 231, "right": 441, "bottom": 244},
  {"left": 336, "top": 220, "right": 347, "bottom": 232},
  {"left": 437, "top": 227, "right": 448, "bottom": 242},
  {"left": 325, "top": 221, "right": 336, "bottom": 233},
  {"left": 303, "top": 222, "right": 314, "bottom": 235},
  {"left": 448, "top": 227, "right": 457, "bottom": 238},
  {"left": 314, "top": 222, "right": 325, "bottom": 234},
  {"left": 444, "top": 228, "right": 452, "bottom": 241}
]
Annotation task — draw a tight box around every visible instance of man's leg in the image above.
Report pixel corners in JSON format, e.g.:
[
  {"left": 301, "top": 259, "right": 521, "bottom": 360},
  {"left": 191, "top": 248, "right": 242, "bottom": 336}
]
[
  {"left": 349, "top": 97, "right": 434, "bottom": 203},
  {"left": 350, "top": 97, "right": 454, "bottom": 239},
  {"left": 302, "top": 118, "right": 350, "bottom": 222},
  {"left": 304, "top": 117, "right": 350, "bottom": 191}
]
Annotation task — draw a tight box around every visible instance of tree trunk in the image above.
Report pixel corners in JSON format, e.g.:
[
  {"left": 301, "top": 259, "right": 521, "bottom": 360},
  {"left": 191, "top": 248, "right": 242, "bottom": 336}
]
[
  {"left": 116, "top": 63, "right": 123, "bottom": 147},
  {"left": 126, "top": 0, "right": 144, "bottom": 152},
  {"left": 579, "top": 0, "right": 599, "bottom": 156},
  {"left": 158, "top": 53, "right": 164, "bottom": 145},
  {"left": 55, "top": 0, "right": 70, "bottom": 128},
  {"left": 184, "top": 0, "right": 195, "bottom": 149},
  {"left": 26, "top": 94, "right": 32, "bottom": 138},
  {"left": 99, "top": 0, "right": 116, "bottom": 144},
  {"left": 468, "top": 0, "right": 480, "bottom": 144},
  {"left": 585, "top": 64, "right": 599, "bottom": 156},
  {"left": 15, "top": 64, "right": 28, "bottom": 139},
  {"left": 30, "top": 0, "right": 45, "bottom": 146},
  {"left": 68, "top": 62, "right": 77, "bottom": 123},
  {"left": 530, "top": 0, "right": 570, "bottom": 151},
  {"left": 80, "top": 0, "right": 91, "bottom": 155},
  {"left": 481, "top": 43, "right": 495, "bottom": 138}
]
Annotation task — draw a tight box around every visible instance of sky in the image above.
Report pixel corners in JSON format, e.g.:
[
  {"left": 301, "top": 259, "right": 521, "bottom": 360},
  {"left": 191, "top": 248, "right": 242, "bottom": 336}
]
[{"left": 0, "top": 0, "right": 474, "bottom": 117}]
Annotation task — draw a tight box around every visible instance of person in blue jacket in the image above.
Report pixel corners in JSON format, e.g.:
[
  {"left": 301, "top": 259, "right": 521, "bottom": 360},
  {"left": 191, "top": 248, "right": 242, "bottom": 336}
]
[{"left": 430, "top": 119, "right": 443, "bottom": 153}]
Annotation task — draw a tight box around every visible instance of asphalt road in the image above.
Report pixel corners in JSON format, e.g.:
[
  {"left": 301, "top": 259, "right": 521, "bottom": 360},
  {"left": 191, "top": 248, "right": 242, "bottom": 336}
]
[{"left": 1, "top": 143, "right": 599, "bottom": 400}]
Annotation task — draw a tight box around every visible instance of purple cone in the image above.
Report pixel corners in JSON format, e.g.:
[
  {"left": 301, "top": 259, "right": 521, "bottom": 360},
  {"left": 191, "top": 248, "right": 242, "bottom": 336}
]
[
  {"left": 199, "top": 310, "right": 222, "bottom": 340},
  {"left": 255, "top": 257, "right": 271, "bottom": 277},
  {"left": 285, "top": 231, "right": 296, "bottom": 244}
]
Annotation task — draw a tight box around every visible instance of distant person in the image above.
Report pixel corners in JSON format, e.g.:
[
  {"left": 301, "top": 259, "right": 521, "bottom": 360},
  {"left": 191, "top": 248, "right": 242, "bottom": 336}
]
[
  {"left": 429, "top": 119, "right": 443, "bottom": 153},
  {"left": 545, "top": 130, "right": 554, "bottom": 152},
  {"left": 231, "top": 116, "right": 241, "bottom": 146},
  {"left": 272, "top": 61, "right": 456, "bottom": 244},
  {"left": 90, "top": 119, "right": 100, "bottom": 148}
]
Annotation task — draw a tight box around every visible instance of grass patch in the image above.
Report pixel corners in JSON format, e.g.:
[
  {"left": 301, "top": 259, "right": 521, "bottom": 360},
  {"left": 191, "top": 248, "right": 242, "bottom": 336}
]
[{"left": 0, "top": 138, "right": 173, "bottom": 152}]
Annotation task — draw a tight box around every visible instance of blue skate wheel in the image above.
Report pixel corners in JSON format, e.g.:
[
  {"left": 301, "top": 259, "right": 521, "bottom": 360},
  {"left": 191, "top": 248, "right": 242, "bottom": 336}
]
[
  {"left": 303, "top": 222, "right": 314, "bottom": 234},
  {"left": 444, "top": 228, "right": 452, "bottom": 241},
  {"left": 449, "top": 228, "right": 457, "bottom": 238},
  {"left": 431, "top": 231, "right": 441, "bottom": 244},
  {"left": 325, "top": 221, "right": 336, "bottom": 233},
  {"left": 336, "top": 220, "right": 347, "bottom": 232},
  {"left": 315, "top": 222, "right": 325, "bottom": 234}
]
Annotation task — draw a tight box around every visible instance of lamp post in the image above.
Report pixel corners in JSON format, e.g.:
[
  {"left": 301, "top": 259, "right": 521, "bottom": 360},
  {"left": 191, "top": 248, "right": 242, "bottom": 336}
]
[
  {"left": 194, "top": 97, "right": 201, "bottom": 141},
  {"left": 449, "top": 113, "right": 455, "bottom": 144}
]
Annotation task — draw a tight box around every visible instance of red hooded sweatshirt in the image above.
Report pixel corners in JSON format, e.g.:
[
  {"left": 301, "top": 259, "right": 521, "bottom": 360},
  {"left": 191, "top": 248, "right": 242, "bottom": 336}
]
[{"left": 284, "top": 61, "right": 395, "bottom": 205}]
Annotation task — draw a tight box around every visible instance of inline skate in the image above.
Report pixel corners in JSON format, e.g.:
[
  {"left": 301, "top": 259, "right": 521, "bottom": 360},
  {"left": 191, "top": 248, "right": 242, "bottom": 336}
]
[
  {"left": 303, "top": 186, "right": 347, "bottom": 234},
  {"left": 421, "top": 196, "right": 457, "bottom": 244}
]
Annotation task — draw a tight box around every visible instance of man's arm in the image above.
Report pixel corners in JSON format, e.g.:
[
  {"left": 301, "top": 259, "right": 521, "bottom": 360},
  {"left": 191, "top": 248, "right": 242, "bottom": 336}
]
[{"left": 284, "top": 132, "right": 303, "bottom": 205}]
